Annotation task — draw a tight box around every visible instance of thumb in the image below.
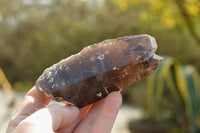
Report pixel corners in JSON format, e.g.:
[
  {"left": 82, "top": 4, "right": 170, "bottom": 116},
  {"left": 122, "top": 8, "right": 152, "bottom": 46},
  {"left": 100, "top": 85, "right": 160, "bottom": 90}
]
[{"left": 15, "top": 104, "right": 79, "bottom": 133}]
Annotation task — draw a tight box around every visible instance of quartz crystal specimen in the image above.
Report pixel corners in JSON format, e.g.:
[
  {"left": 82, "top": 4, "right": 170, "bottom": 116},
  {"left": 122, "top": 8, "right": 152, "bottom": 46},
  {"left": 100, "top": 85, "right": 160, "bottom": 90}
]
[{"left": 36, "top": 34, "right": 163, "bottom": 108}]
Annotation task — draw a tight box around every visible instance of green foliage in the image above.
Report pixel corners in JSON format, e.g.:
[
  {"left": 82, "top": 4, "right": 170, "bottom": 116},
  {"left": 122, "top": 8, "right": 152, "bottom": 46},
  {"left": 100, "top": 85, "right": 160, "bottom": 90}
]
[
  {"left": 147, "top": 57, "right": 200, "bottom": 132},
  {"left": 113, "top": 0, "right": 200, "bottom": 44}
]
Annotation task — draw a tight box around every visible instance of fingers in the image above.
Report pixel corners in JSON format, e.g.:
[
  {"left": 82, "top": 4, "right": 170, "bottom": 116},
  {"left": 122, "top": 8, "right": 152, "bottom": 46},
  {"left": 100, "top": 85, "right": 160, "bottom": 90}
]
[
  {"left": 57, "top": 105, "right": 91, "bottom": 133},
  {"left": 74, "top": 92, "right": 122, "bottom": 133},
  {"left": 8, "top": 86, "right": 51, "bottom": 128},
  {"left": 91, "top": 92, "right": 122, "bottom": 132},
  {"left": 14, "top": 104, "right": 79, "bottom": 133},
  {"left": 7, "top": 87, "right": 122, "bottom": 133}
]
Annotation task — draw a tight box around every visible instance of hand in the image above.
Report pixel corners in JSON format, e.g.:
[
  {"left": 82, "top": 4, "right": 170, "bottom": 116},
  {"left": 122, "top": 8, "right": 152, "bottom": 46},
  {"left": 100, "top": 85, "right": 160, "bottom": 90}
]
[{"left": 7, "top": 86, "right": 122, "bottom": 133}]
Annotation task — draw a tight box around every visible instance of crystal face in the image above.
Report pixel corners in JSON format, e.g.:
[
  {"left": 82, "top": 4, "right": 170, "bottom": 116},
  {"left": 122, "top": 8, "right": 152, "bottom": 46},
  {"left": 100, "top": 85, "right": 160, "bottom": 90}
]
[{"left": 36, "top": 34, "right": 163, "bottom": 108}]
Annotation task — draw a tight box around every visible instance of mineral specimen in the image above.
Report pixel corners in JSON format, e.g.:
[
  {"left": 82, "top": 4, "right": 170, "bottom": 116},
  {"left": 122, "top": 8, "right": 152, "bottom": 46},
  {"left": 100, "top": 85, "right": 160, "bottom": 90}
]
[{"left": 36, "top": 34, "right": 163, "bottom": 108}]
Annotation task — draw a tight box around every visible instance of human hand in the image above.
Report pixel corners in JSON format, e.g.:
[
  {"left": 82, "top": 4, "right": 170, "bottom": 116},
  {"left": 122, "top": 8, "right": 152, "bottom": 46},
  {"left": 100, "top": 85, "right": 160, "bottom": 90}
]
[{"left": 7, "top": 86, "right": 122, "bottom": 133}]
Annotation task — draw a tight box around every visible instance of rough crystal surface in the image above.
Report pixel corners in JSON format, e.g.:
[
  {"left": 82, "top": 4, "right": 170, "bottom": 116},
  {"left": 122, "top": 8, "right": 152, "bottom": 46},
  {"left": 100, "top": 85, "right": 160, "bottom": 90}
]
[{"left": 36, "top": 34, "right": 162, "bottom": 108}]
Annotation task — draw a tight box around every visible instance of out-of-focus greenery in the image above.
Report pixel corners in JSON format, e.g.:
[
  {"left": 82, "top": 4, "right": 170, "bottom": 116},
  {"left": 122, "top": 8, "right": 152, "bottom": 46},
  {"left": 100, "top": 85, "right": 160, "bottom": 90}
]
[
  {"left": 0, "top": 0, "right": 199, "bottom": 92},
  {"left": 147, "top": 57, "right": 200, "bottom": 132},
  {"left": 113, "top": 0, "right": 200, "bottom": 42}
]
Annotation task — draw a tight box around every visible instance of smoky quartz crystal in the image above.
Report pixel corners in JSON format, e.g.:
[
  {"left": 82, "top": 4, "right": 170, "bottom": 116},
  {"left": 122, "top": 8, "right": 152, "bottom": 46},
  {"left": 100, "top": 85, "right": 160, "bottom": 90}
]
[{"left": 36, "top": 34, "right": 163, "bottom": 108}]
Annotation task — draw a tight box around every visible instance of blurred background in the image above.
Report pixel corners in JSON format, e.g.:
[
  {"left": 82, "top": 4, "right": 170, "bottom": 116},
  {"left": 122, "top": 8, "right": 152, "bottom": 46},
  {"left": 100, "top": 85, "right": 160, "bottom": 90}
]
[{"left": 0, "top": 0, "right": 200, "bottom": 133}]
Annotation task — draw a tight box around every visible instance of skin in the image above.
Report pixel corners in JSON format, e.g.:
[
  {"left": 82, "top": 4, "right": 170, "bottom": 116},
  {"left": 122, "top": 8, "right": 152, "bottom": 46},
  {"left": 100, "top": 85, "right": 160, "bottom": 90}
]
[{"left": 7, "top": 86, "right": 122, "bottom": 133}]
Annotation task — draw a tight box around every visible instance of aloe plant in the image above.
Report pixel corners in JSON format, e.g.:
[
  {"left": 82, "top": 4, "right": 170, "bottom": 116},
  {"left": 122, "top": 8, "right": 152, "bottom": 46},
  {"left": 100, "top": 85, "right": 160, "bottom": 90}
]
[{"left": 147, "top": 57, "right": 200, "bottom": 132}]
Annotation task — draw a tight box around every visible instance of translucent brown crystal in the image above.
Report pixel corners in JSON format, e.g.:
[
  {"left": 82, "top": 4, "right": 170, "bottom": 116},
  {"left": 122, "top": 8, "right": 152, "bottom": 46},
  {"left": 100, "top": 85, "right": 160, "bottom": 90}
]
[{"left": 36, "top": 34, "right": 163, "bottom": 108}]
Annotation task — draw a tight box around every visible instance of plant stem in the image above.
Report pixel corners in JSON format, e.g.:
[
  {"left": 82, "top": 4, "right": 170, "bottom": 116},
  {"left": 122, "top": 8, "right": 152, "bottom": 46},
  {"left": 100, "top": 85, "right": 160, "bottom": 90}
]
[{"left": 176, "top": 0, "right": 200, "bottom": 45}]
